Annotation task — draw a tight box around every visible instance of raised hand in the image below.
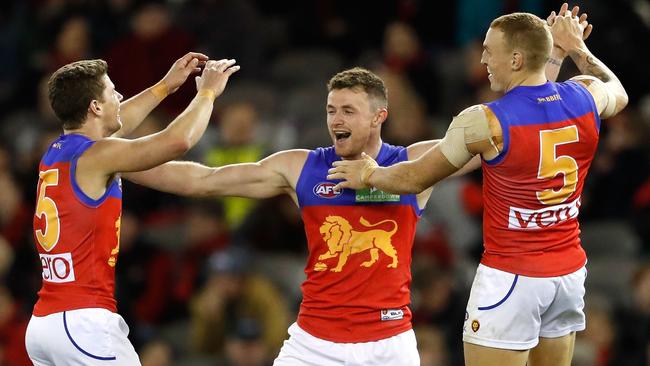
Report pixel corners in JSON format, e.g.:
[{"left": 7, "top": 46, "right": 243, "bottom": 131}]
[
  {"left": 551, "top": 9, "right": 589, "bottom": 55},
  {"left": 547, "top": 3, "right": 593, "bottom": 43},
  {"left": 160, "top": 52, "right": 209, "bottom": 94},
  {"left": 195, "top": 59, "right": 241, "bottom": 98}
]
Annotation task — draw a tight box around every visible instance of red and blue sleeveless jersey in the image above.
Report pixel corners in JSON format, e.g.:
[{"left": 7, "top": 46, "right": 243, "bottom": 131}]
[
  {"left": 481, "top": 81, "right": 600, "bottom": 277},
  {"left": 295, "top": 143, "right": 421, "bottom": 343},
  {"left": 32, "top": 134, "right": 122, "bottom": 316}
]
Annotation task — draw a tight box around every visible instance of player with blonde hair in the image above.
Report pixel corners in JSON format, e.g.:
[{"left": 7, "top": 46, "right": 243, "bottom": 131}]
[{"left": 328, "top": 4, "right": 627, "bottom": 366}]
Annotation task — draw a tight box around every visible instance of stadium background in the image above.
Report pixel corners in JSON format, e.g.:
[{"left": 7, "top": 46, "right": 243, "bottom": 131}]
[{"left": 0, "top": 0, "right": 648, "bottom": 365}]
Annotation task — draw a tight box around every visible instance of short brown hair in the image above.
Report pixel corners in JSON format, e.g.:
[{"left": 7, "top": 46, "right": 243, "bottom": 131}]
[
  {"left": 490, "top": 13, "right": 552, "bottom": 72},
  {"left": 48, "top": 59, "right": 108, "bottom": 129},
  {"left": 327, "top": 67, "right": 388, "bottom": 109}
]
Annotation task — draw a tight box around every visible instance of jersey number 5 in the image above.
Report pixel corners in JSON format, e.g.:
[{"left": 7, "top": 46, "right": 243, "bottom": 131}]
[
  {"left": 536, "top": 126, "right": 579, "bottom": 205},
  {"left": 35, "top": 169, "right": 61, "bottom": 251}
]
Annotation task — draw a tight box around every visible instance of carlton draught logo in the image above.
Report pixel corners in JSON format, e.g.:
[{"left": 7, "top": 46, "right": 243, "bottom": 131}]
[
  {"left": 313, "top": 216, "right": 399, "bottom": 272},
  {"left": 313, "top": 182, "right": 341, "bottom": 199}
]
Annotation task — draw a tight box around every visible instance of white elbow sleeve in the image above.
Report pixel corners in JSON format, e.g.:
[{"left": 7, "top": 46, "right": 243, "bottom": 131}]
[
  {"left": 601, "top": 87, "right": 617, "bottom": 119},
  {"left": 440, "top": 128, "right": 473, "bottom": 168},
  {"left": 439, "top": 106, "right": 495, "bottom": 168}
]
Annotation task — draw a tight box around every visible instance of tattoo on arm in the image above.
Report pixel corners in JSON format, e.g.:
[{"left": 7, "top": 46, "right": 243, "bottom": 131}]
[
  {"left": 547, "top": 58, "right": 563, "bottom": 66},
  {"left": 569, "top": 48, "right": 613, "bottom": 83}
]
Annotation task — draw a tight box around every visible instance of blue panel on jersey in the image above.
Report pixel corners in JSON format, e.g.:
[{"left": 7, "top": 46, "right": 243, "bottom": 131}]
[
  {"left": 42, "top": 134, "right": 91, "bottom": 166},
  {"left": 487, "top": 81, "right": 600, "bottom": 127},
  {"left": 296, "top": 143, "right": 422, "bottom": 215},
  {"left": 484, "top": 81, "right": 600, "bottom": 166},
  {"left": 42, "top": 133, "right": 123, "bottom": 206}
]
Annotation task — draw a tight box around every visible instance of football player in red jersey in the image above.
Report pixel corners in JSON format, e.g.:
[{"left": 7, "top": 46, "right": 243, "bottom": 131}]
[
  {"left": 327, "top": 4, "right": 627, "bottom": 366},
  {"left": 121, "top": 67, "right": 480, "bottom": 365},
  {"left": 25, "top": 54, "right": 239, "bottom": 365}
]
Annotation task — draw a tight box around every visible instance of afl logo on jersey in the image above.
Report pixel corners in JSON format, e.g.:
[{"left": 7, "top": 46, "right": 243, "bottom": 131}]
[{"left": 313, "top": 182, "right": 341, "bottom": 199}]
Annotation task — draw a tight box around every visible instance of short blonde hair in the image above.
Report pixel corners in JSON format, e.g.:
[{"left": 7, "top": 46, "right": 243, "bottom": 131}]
[{"left": 490, "top": 13, "right": 552, "bottom": 71}]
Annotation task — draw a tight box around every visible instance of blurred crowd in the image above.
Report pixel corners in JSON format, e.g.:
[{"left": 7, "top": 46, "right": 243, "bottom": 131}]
[{"left": 1, "top": 0, "right": 649, "bottom": 365}]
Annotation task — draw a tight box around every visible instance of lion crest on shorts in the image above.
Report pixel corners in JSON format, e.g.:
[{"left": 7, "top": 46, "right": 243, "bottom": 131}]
[
  {"left": 471, "top": 320, "right": 480, "bottom": 332},
  {"left": 313, "top": 216, "right": 398, "bottom": 272}
]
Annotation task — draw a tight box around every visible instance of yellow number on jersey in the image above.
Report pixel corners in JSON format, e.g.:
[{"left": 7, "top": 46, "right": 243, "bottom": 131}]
[
  {"left": 108, "top": 217, "right": 121, "bottom": 267},
  {"left": 537, "top": 126, "right": 579, "bottom": 205},
  {"left": 35, "top": 169, "right": 61, "bottom": 251}
]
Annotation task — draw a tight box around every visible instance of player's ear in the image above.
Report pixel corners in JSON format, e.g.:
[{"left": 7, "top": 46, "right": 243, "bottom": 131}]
[
  {"left": 511, "top": 51, "right": 523, "bottom": 71},
  {"left": 373, "top": 108, "right": 388, "bottom": 127},
  {"left": 89, "top": 99, "right": 102, "bottom": 116}
]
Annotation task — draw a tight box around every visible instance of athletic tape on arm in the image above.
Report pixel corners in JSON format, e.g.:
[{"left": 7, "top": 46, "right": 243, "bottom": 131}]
[
  {"left": 439, "top": 105, "right": 493, "bottom": 168},
  {"left": 571, "top": 75, "right": 617, "bottom": 118}
]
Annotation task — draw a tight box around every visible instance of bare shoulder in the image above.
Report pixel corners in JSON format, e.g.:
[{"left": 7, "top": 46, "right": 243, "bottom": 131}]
[
  {"left": 76, "top": 136, "right": 125, "bottom": 173},
  {"left": 569, "top": 74, "right": 603, "bottom": 88},
  {"left": 569, "top": 75, "right": 616, "bottom": 118},
  {"left": 261, "top": 149, "right": 310, "bottom": 188},
  {"left": 261, "top": 149, "right": 310, "bottom": 167},
  {"left": 456, "top": 104, "right": 488, "bottom": 119},
  {"left": 569, "top": 74, "right": 608, "bottom": 99}
]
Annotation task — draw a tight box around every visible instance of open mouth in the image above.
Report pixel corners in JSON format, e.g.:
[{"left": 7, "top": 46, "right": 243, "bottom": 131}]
[{"left": 334, "top": 132, "right": 351, "bottom": 141}]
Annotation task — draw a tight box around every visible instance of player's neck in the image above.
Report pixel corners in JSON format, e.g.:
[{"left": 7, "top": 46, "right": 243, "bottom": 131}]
[
  {"left": 362, "top": 138, "right": 383, "bottom": 160},
  {"left": 505, "top": 71, "right": 547, "bottom": 93},
  {"left": 63, "top": 119, "right": 105, "bottom": 141}
]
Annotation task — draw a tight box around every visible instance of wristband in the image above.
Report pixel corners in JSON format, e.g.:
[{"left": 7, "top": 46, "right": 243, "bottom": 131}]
[
  {"left": 360, "top": 159, "right": 378, "bottom": 187},
  {"left": 151, "top": 82, "right": 169, "bottom": 101},
  {"left": 197, "top": 89, "right": 217, "bottom": 102}
]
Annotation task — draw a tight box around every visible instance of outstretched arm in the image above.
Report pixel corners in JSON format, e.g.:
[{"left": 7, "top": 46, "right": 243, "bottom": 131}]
[
  {"left": 113, "top": 52, "right": 208, "bottom": 138},
  {"left": 335, "top": 146, "right": 459, "bottom": 194},
  {"left": 545, "top": 3, "right": 592, "bottom": 82},
  {"left": 81, "top": 59, "right": 240, "bottom": 180},
  {"left": 122, "top": 149, "right": 308, "bottom": 199},
  {"left": 328, "top": 105, "right": 497, "bottom": 193},
  {"left": 407, "top": 139, "right": 481, "bottom": 177},
  {"left": 551, "top": 10, "right": 628, "bottom": 118}
]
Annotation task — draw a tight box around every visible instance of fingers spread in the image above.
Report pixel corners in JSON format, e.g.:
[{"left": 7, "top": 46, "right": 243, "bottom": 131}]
[
  {"left": 571, "top": 5, "right": 580, "bottom": 17},
  {"left": 584, "top": 24, "right": 593, "bottom": 39},
  {"left": 547, "top": 11, "right": 556, "bottom": 25},
  {"left": 225, "top": 65, "right": 241, "bottom": 75}
]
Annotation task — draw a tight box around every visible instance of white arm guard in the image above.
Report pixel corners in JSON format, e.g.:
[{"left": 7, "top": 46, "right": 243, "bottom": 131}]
[
  {"left": 571, "top": 75, "right": 618, "bottom": 119},
  {"left": 439, "top": 105, "right": 496, "bottom": 168}
]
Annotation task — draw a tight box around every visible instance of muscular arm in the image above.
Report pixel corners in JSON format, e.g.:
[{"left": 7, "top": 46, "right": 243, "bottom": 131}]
[
  {"left": 329, "top": 105, "right": 495, "bottom": 193},
  {"left": 85, "top": 92, "right": 217, "bottom": 174},
  {"left": 123, "top": 149, "right": 308, "bottom": 199},
  {"left": 76, "top": 60, "right": 239, "bottom": 199},
  {"left": 112, "top": 84, "right": 167, "bottom": 138},
  {"left": 82, "top": 59, "right": 238, "bottom": 174},
  {"left": 551, "top": 11, "right": 628, "bottom": 118},
  {"left": 545, "top": 47, "right": 566, "bottom": 82},
  {"left": 568, "top": 48, "right": 628, "bottom": 117},
  {"left": 365, "top": 145, "right": 459, "bottom": 194},
  {"left": 407, "top": 139, "right": 480, "bottom": 177}
]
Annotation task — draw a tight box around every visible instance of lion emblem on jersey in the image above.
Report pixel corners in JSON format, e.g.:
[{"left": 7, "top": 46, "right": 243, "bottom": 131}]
[{"left": 314, "top": 216, "right": 399, "bottom": 272}]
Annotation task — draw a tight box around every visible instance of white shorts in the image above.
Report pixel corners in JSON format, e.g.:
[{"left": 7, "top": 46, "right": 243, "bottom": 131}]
[
  {"left": 274, "top": 323, "right": 419, "bottom": 366},
  {"left": 25, "top": 308, "right": 141, "bottom": 365},
  {"left": 463, "top": 264, "right": 586, "bottom": 350}
]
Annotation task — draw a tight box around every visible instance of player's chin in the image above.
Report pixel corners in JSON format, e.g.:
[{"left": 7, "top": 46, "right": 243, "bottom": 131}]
[
  {"left": 108, "top": 118, "right": 123, "bottom": 135},
  {"left": 334, "top": 145, "right": 352, "bottom": 159},
  {"left": 487, "top": 78, "right": 503, "bottom": 92}
]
